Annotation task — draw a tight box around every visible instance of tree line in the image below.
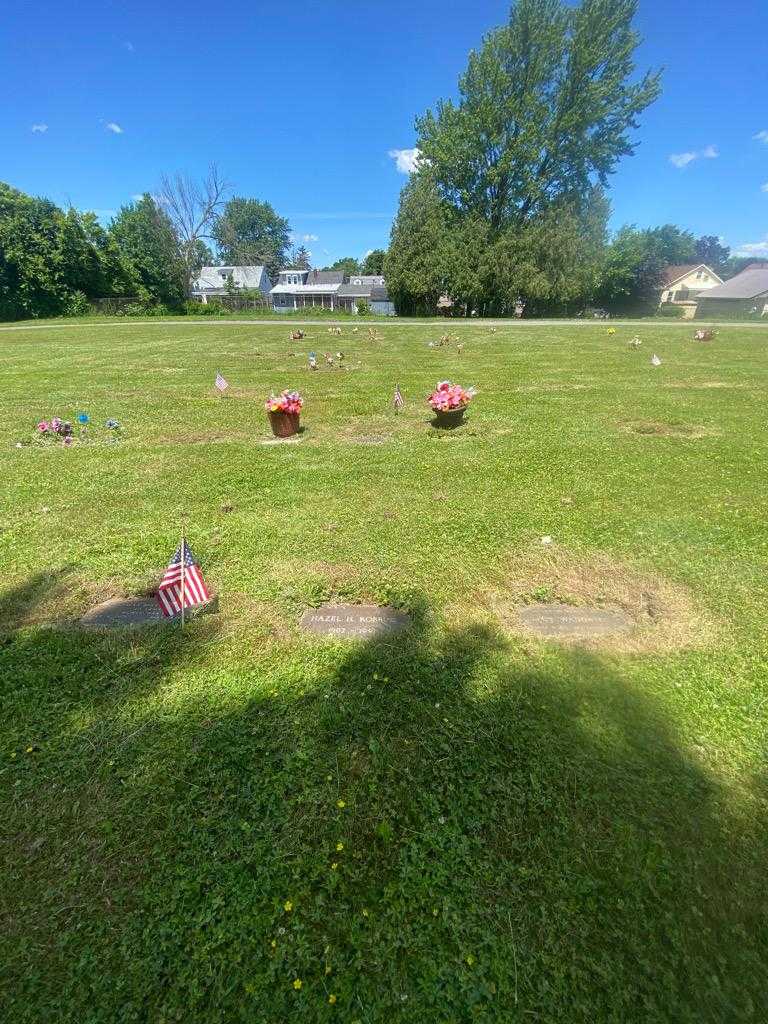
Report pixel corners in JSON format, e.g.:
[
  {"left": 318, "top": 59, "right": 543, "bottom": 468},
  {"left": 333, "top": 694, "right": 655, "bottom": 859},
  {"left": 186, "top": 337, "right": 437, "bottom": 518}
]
[
  {"left": 0, "top": 173, "right": 387, "bottom": 321},
  {"left": 383, "top": 0, "right": 739, "bottom": 316}
]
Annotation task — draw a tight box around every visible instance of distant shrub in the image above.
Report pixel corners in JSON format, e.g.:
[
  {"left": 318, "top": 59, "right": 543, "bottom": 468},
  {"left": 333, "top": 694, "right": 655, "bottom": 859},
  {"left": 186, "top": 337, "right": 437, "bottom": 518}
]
[
  {"left": 185, "top": 298, "right": 224, "bottom": 315},
  {"left": 117, "top": 302, "right": 149, "bottom": 317},
  {"left": 278, "top": 306, "right": 357, "bottom": 319},
  {"left": 63, "top": 291, "right": 91, "bottom": 317},
  {"left": 356, "top": 298, "right": 372, "bottom": 317},
  {"left": 657, "top": 304, "right": 686, "bottom": 319}
]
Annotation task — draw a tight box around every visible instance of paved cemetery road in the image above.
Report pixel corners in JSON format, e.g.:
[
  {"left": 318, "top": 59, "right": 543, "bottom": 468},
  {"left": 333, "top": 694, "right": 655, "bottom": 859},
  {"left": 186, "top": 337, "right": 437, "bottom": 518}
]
[{"left": 1, "top": 318, "right": 767, "bottom": 332}]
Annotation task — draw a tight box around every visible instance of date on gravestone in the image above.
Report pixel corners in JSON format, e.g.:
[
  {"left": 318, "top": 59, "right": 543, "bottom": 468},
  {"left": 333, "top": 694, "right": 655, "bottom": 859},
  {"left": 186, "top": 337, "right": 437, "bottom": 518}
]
[{"left": 300, "top": 604, "right": 411, "bottom": 639}]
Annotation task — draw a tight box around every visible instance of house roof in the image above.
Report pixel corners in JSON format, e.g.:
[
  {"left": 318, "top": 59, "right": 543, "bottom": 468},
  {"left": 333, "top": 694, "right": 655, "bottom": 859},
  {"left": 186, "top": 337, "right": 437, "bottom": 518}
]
[
  {"left": 661, "top": 264, "right": 721, "bottom": 288},
  {"left": 337, "top": 283, "right": 373, "bottom": 298},
  {"left": 697, "top": 267, "right": 768, "bottom": 300},
  {"left": 305, "top": 270, "right": 345, "bottom": 285},
  {"left": 193, "top": 265, "right": 266, "bottom": 291}
]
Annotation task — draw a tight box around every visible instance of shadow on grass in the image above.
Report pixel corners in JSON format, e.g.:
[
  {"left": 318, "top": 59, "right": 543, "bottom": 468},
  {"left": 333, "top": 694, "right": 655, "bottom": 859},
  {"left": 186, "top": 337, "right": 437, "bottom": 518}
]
[{"left": 1, "top": 592, "right": 765, "bottom": 1023}]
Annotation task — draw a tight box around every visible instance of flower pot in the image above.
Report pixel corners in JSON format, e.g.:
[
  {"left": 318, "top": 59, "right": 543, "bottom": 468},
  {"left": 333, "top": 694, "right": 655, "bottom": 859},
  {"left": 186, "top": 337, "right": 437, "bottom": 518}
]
[
  {"left": 268, "top": 410, "right": 300, "bottom": 438},
  {"left": 432, "top": 406, "right": 467, "bottom": 429}
]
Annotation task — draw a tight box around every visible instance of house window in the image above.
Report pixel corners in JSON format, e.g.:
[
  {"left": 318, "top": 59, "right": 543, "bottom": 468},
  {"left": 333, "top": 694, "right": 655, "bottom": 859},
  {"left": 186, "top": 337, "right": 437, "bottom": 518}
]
[{"left": 696, "top": 271, "right": 703, "bottom": 279}]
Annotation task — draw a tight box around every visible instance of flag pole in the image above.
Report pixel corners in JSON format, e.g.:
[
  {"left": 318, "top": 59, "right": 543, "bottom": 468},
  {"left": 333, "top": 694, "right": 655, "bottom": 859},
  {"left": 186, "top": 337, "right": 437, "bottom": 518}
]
[{"left": 180, "top": 523, "right": 186, "bottom": 629}]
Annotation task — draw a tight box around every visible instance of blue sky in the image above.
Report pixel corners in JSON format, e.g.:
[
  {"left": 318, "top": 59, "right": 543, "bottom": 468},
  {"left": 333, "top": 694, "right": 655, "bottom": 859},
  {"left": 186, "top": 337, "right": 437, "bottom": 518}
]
[{"left": 2, "top": 0, "right": 767, "bottom": 263}]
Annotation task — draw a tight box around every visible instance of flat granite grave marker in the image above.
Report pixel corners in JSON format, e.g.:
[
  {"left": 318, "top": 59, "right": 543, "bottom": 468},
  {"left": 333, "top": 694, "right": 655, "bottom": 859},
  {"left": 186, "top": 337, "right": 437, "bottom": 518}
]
[
  {"left": 518, "top": 603, "right": 632, "bottom": 639},
  {"left": 80, "top": 596, "right": 216, "bottom": 629},
  {"left": 300, "top": 604, "right": 411, "bottom": 639}
]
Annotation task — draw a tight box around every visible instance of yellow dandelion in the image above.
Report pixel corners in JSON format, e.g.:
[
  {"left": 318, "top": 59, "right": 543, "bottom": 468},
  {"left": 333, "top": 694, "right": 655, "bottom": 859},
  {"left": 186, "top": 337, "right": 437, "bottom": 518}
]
[
  {"left": 325, "top": 964, "right": 332, "bottom": 975},
  {"left": 283, "top": 900, "right": 293, "bottom": 912},
  {"left": 293, "top": 978, "right": 302, "bottom": 990},
  {"left": 25, "top": 746, "right": 34, "bottom": 753},
  {"left": 432, "top": 908, "right": 438, "bottom": 916},
  {"left": 331, "top": 862, "right": 338, "bottom": 870},
  {"left": 336, "top": 842, "right": 344, "bottom": 851},
  {"left": 337, "top": 799, "right": 346, "bottom": 809},
  {"left": 326, "top": 774, "right": 333, "bottom": 781},
  {"left": 466, "top": 954, "right": 475, "bottom": 966},
  {"left": 270, "top": 939, "right": 277, "bottom": 948},
  {"left": 328, "top": 994, "right": 337, "bottom": 1005},
  {"left": 361, "top": 908, "right": 369, "bottom": 917}
]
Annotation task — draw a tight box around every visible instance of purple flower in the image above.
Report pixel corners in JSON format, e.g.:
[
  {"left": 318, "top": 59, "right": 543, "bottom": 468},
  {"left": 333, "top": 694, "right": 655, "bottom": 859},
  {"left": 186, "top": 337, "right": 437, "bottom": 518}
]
[{"left": 51, "top": 417, "right": 62, "bottom": 433}]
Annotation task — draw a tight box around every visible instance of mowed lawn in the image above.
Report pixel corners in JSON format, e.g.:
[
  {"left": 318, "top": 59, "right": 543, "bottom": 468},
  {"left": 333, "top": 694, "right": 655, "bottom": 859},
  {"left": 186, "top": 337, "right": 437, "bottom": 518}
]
[{"left": 2, "top": 319, "right": 767, "bottom": 1023}]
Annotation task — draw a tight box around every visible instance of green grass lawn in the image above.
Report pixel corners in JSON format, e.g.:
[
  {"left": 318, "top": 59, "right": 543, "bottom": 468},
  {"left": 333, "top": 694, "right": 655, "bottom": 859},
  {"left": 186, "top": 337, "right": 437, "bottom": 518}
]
[{"left": 2, "top": 320, "right": 767, "bottom": 1022}]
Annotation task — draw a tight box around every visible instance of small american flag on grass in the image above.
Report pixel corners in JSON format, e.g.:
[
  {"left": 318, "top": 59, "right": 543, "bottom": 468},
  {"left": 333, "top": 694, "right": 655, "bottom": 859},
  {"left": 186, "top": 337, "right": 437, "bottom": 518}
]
[
  {"left": 393, "top": 384, "right": 404, "bottom": 411},
  {"left": 156, "top": 540, "right": 211, "bottom": 617},
  {"left": 215, "top": 371, "right": 229, "bottom": 393}
]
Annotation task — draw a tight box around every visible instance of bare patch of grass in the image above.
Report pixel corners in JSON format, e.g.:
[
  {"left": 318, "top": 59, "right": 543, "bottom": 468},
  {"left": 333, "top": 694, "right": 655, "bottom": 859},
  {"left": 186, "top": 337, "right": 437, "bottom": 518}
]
[
  {"left": 463, "top": 546, "right": 714, "bottom": 654},
  {"left": 619, "top": 419, "right": 718, "bottom": 440}
]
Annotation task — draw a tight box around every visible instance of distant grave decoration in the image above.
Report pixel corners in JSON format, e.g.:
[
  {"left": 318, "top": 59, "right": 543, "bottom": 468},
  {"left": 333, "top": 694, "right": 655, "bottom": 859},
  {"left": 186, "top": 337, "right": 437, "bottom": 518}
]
[
  {"left": 427, "top": 381, "right": 477, "bottom": 429},
  {"left": 25, "top": 414, "right": 123, "bottom": 449},
  {"left": 265, "top": 389, "right": 303, "bottom": 438}
]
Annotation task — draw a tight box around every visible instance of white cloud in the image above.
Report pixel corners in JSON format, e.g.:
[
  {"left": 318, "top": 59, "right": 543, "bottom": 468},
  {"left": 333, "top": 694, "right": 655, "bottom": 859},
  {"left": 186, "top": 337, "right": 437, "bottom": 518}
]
[
  {"left": 131, "top": 193, "right": 144, "bottom": 201},
  {"left": 31, "top": 123, "right": 48, "bottom": 133},
  {"left": 734, "top": 237, "right": 768, "bottom": 257},
  {"left": 105, "top": 122, "right": 124, "bottom": 134},
  {"left": 669, "top": 145, "right": 718, "bottom": 169},
  {"left": 669, "top": 152, "right": 696, "bottom": 168},
  {"left": 388, "top": 147, "right": 421, "bottom": 174},
  {"left": 302, "top": 233, "right": 319, "bottom": 242},
  {"left": 761, "top": 183, "right": 768, "bottom": 193},
  {"left": 753, "top": 130, "right": 768, "bottom": 143},
  {"left": 123, "top": 41, "right": 134, "bottom": 52}
]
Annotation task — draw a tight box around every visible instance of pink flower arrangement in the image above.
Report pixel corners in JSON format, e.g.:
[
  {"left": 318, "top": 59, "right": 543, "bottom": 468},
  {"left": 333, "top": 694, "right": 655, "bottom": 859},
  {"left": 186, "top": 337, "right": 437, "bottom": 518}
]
[
  {"left": 427, "top": 381, "right": 477, "bottom": 412},
  {"left": 36, "top": 417, "right": 72, "bottom": 437},
  {"left": 266, "top": 390, "right": 303, "bottom": 415}
]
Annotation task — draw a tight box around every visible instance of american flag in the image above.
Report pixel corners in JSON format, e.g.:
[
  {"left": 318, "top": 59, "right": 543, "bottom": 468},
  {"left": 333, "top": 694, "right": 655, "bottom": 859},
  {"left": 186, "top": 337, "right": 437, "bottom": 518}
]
[
  {"left": 215, "top": 372, "right": 229, "bottom": 393},
  {"left": 393, "top": 384, "right": 404, "bottom": 411},
  {"left": 156, "top": 540, "right": 210, "bottom": 617}
]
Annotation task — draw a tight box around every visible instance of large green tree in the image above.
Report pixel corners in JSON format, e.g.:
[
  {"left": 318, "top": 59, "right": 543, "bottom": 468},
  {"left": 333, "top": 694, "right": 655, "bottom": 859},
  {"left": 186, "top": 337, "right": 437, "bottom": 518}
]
[
  {"left": 596, "top": 225, "right": 664, "bottom": 313},
  {"left": 212, "top": 198, "right": 291, "bottom": 280},
  {"left": 416, "top": 0, "right": 661, "bottom": 234},
  {"left": 109, "top": 196, "right": 186, "bottom": 306},
  {"left": 0, "top": 183, "right": 131, "bottom": 320},
  {"left": 321, "top": 257, "right": 360, "bottom": 276},
  {"left": 695, "top": 234, "right": 730, "bottom": 273},
  {"left": 361, "top": 249, "right": 386, "bottom": 275},
  {"left": 644, "top": 224, "right": 696, "bottom": 266},
  {"left": 0, "top": 183, "right": 65, "bottom": 320}
]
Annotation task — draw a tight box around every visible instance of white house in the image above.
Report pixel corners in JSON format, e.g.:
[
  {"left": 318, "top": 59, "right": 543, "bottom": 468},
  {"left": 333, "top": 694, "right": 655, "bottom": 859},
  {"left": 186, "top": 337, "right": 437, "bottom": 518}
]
[
  {"left": 270, "top": 269, "right": 395, "bottom": 314},
  {"left": 192, "top": 266, "right": 272, "bottom": 303},
  {"left": 659, "top": 264, "right": 723, "bottom": 318}
]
